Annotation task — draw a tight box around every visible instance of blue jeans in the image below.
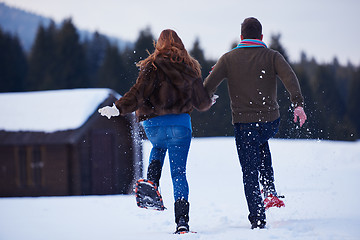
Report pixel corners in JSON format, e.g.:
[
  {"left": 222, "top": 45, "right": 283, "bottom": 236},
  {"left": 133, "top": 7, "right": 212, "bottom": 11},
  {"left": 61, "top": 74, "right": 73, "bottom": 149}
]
[
  {"left": 144, "top": 126, "right": 191, "bottom": 201},
  {"left": 234, "top": 118, "right": 280, "bottom": 223}
]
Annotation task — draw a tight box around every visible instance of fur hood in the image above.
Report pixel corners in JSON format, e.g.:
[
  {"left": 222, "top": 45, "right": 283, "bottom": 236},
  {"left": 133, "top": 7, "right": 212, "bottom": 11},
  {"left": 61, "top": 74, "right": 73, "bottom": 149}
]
[{"left": 115, "top": 57, "right": 211, "bottom": 121}]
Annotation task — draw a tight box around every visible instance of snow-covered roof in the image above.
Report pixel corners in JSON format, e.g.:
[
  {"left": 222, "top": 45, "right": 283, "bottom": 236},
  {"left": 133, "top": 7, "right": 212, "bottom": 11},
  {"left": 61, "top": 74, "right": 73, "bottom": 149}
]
[{"left": 0, "top": 88, "right": 120, "bottom": 133}]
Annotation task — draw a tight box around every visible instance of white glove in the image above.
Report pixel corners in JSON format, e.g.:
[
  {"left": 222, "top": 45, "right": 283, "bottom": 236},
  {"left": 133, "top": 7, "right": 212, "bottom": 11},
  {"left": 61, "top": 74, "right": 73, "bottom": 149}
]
[
  {"left": 98, "top": 103, "right": 120, "bottom": 119},
  {"left": 211, "top": 95, "right": 219, "bottom": 105}
]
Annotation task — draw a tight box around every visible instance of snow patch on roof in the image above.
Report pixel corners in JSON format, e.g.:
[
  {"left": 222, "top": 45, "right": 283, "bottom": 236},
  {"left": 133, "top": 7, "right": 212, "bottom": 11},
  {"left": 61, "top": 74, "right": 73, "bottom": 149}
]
[{"left": 0, "top": 88, "right": 119, "bottom": 133}]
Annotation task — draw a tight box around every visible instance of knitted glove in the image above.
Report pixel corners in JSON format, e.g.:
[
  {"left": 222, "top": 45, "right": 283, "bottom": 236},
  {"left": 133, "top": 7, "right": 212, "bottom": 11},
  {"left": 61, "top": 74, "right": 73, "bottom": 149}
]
[{"left": 293, "top": 106, "right": 307, "bottom": 127}]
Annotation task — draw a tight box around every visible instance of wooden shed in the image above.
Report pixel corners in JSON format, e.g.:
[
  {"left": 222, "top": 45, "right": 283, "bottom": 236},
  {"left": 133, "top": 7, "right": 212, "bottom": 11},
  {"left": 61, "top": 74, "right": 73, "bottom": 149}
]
[{"left": 0, "top": 88, "right": 142, "bottom": 197}]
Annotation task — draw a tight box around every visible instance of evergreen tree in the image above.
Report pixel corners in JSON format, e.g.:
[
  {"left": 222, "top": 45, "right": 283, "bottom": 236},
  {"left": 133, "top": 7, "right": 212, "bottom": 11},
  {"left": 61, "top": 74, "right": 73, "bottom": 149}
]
[
  {"left": 27, "top": 22, "right": 56, "bottom": 90},
  {"left": 84, "top": 31, "right": 109, "bottom": 87},
  {"left": 269, "top": 33, "right": 289, "bottom": 61},
  {"left": 97, "top": 44, "right": 127, "bottom": 94},
  {"left": 313, "top": 64, "right": 357, "bottom": 140},
  {"left": 190, "top": 39, "right": 233, "bottom": 137},
  {"left": 133, "top": 27, "right": 154, "bottom": 62},
  {"left": 53, "top": 18, "right": 87, "bottom": 89},
  {"left": 121, "top": 27, "right": 155, "bottom": 90},
  {"left": 292, "top": 61, "right": 318, "bottom": 139},
  {"left": 348, "top": 66, "right": 360, "bottom": 138},
  {"left": 0, "top": 28, "right": 27, "bottom": 92},
  {"left": 294, "top": 53, "right": 358, "bottom": 141},
  {"left": 331, "top": 58, "right": 355, "bottom": 107},
  {"left": 190, "top": 38, "right": 209, "bottom": 78},
  {"left": 3, "top": 18, "right": 360, "bottom": 140},
  {"left": 120, "top": 47, "right": 137, "bottom": 90},
  {"left": 269, "top": 33, "right": 297, "bottom": 139},
  {"left": 189, "top": 38, "right": 217, "bottom": 79}
]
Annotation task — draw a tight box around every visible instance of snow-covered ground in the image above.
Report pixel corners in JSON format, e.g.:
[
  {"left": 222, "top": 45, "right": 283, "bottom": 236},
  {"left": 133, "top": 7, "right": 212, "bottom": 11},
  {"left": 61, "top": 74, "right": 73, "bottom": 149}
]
[{"left": 1, "top": 138, "right": 359, "bottom": 240}]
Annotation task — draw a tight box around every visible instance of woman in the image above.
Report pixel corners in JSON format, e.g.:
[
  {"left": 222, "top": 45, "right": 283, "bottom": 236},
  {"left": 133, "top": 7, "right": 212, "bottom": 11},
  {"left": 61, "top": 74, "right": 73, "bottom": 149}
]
[{"left": 98, "top": 29, "right": 212, "bottom": 233}]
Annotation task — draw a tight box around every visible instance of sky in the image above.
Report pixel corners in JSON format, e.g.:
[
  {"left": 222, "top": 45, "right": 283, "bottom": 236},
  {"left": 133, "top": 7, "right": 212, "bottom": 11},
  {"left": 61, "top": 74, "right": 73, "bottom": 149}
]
[{"left": 3, "top": 0, "right": 360, "bottom": 65}]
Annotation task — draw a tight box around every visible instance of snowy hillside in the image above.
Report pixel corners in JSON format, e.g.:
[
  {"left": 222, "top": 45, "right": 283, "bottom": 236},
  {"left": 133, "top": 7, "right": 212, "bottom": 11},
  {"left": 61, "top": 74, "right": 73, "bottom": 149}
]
[
  {"left": 0, "top": 138, "right": 359, "bottom": 240},
  {"left": 0, "top": 3, "right": 132, "bottom": 52}
]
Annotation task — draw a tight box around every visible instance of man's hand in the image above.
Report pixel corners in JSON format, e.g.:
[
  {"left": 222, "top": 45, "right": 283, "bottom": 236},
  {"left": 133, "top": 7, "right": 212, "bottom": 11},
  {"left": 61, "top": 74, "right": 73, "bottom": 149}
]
[
  {"left": 98, "top": 103, "right": 120, "bottom": 119},
  {"left": 293, "top": 106, "right": 307, "bottom": 127}
]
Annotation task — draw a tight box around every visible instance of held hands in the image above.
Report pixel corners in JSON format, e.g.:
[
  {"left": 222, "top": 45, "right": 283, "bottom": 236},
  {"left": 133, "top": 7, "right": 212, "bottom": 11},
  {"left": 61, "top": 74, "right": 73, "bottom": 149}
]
[
  {"left": 98, "top": 103, "right": 120, "bottom": 119},
  {"left": 211, "top": 95, "right": 219, "bottom": 105},
  {"left": 293, "top": 106, "right": 307, "bottom": 127}
]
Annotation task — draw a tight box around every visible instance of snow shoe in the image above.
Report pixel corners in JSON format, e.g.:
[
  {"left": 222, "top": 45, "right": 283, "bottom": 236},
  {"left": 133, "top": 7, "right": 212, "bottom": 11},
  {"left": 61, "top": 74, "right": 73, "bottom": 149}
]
[
  {"left": 134, "top": 179, "right": 166, "bottom": 211},
  {"left": 264, "top": 193, "right": 285, "bottom": 210},
  {"left": 174, "top": 229, "right": 197, "bottom": 234}
]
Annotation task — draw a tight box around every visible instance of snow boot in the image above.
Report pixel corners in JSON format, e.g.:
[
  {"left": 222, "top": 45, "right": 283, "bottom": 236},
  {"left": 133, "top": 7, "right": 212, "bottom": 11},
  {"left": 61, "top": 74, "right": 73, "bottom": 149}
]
[
  {"left": 174, "top": 199, "right": 190, "bottom": 234},
  {"left": 251, "top": 219, "right": 266, "bottom": 229},
  {"left": 147, "top": 160, "right": 162, "bottom": 187}
]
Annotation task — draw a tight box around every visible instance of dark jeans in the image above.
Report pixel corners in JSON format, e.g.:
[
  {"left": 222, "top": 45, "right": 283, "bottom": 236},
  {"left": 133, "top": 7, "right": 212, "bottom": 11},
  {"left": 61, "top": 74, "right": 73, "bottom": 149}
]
[
  {"left": 234, "top": 118, "right": 280, "bottom": 223},
  {"left": 144, "top": 126, "right": 191, "bottom": 201}
]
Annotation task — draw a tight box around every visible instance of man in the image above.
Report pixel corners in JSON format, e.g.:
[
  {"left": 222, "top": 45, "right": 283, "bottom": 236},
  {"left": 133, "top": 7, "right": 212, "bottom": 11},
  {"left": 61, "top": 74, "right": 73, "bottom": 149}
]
[{"left": 204, "top": 17, "right": 307, "bottom": 229}]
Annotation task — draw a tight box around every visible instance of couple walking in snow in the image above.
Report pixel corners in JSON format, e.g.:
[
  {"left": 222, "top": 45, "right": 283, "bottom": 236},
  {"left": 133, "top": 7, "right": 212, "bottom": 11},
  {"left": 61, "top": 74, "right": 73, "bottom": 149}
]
[{"left": 99, "top": 17, "right": 307, "bottom": 232}]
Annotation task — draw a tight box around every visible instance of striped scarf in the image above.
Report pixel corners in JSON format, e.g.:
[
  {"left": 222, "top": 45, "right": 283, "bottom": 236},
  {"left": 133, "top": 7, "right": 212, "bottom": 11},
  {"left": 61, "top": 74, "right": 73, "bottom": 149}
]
[{"left": 233, "top": 39, "right": 267, "bottom": 50}]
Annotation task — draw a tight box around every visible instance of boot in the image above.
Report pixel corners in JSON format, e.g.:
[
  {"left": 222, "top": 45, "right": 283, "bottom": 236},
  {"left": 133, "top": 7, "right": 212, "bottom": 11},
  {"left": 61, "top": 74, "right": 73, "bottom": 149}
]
[
  {"left": 147, "top": 160, "right": 162, "bottom": 186},
  {"left": 174, "top": 198, "right": 190, "bottom": 233},
  {"left": 261, "top": 186, "right": 285, "bottom": 199},
  {"left": 251, "top": 219, "right": 266, "bottom": 229}
]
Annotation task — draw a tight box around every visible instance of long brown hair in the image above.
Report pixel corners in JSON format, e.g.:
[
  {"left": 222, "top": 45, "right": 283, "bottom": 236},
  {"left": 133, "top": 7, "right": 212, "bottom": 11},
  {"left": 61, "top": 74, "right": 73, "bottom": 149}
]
[{"left": 136, "top": 29, "right": 201, "bottom": 77}]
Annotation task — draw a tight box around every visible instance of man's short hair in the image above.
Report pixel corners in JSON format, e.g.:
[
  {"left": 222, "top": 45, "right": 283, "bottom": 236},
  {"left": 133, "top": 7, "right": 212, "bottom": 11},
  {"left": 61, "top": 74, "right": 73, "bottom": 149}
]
[{"left": 241, "top": 17, "right": 262, "bottom": 39}]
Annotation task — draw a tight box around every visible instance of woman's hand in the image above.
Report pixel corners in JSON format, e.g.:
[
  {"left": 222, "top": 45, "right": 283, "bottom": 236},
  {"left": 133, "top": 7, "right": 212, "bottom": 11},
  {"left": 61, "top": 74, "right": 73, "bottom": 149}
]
[{"left": 98, "top": 103, "right": 120, "bottom": 119}]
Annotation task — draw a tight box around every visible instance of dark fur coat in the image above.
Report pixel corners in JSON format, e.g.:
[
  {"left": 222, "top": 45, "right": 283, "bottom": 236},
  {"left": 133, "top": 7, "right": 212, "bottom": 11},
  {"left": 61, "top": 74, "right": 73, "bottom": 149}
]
[{"left": 115, "top": 57, "right": 212, "bottom": 121}]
